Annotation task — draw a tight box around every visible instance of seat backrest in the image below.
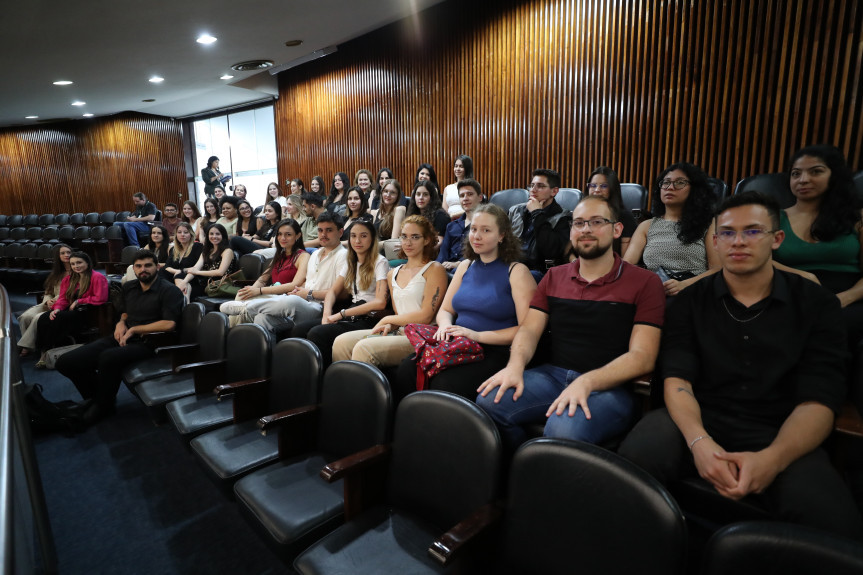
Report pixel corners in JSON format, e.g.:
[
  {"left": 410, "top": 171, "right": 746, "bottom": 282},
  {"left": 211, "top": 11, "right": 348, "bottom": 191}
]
[
  {"left": 7, "top": 215, "right": 23, "bottom": 227},
  {"left": 555, "top": 188, "right": 583, "bottom": 212},
  {"left": 239, "top": 253, "right": 265, "bottom": 280},
  {"left": 69, "top": 213, "right": 85, "bottom": 226},
  {"left": 115, "top": 211, "right": 130, "bottom": 222},
  {"left": 120, "top": 245, "right": 139, "bottom": 265},
  {"left": 41, "top": 227, "right": 59, "bottom": 240},
  {"left": 316, "top": 360, "right": 392, "bottom": 460},
  {"left": 54, "top": 214, "right": 70, "bottom": 226},
  {"left": 10, "top": 227, "right": 26, "bottom": 241},
  {"left": 84, "top": 212, "right": 100, "bottom": 225},
  {"left": 502, "top": 438, "right": 686, "bottom": 575},
  {"left": 105, "top": 225, "right": 125, "bottom": 240},
  {"left": 88, "top": 225, "right": 106, "bottom": 240},
  {"left": 620, "top": 183, "right": 649, "bottom": 212},
  {"left": 0, "top": 216, "right": 6, "bottom": 227},
  {"left": 23, "top": 214, "right": 39, "bottom": 227},
  {"left": 100, "top": 211, "right": 116, "bottom": 224},
  {"left": 702, "top": 521, "right": 863, "bottom": 575},
  {"left": 707, "top": 177, "right": 729, "bottom": 203},
  {"left": 5, "top": 243, "right": 22, "bottom": 259},
  {"left": 388, "top": 391, "right": 501, "bottom": 531},
  {"left": 225, "top": 323, "right": 271, "bottom": 383},
  {"left": 268, "top": 338, "right": 323, "bottom": 414},
  {"left": 25, "top": 227, "right": 42, "bottom": 240},
  {"left": 20, "top": 243, "right": 38, "bottom": 258},
  {"left": 489, "top": 188, "right": 529, "bottom": 212},
  {"left": 36, "top": 244, "right": 54, "bottom": 261},
  {"left": 73, "top": 226, "right": 90, "bottom": 239},
  {"left": 38, "top": 214, "right": 55, "bottom": 227},
  {"left": 0, "top": 228, "right": 8, "bottom": 241},
  {"left": 179, "top": 302, "right": 205, "bottom": 344},
  {"left": 154, "top": 210, "right": 162, "bottom": 222},
  {"left": 58, "top": 226, "right": 75, "bottom": 241},
  {"left": 197, "top": 311, "right": 230, "bottom": 362},
  {"left": 733, "top": 173, "right": 793, "bottom": 207}
]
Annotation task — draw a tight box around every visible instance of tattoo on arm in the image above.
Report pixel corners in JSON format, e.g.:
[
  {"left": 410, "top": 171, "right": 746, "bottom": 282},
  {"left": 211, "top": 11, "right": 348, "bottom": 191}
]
[
  {"left": 677, "top": 387, "right": 694, "bottom": 398},
  {"left": 430, "top": 287, "right": 440, "bottom": 311}
]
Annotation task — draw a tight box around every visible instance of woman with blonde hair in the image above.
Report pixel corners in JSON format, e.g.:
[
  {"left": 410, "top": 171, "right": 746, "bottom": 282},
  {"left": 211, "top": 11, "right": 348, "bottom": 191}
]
[
  {"left": 371, "top": 178, "right": 406, "bottom": 242},
  {"left": 17, "top": 243, "right": 72, "bottom": 357},
  {"left": 162, "top": 222, "right": 203, "bottom": 286}
]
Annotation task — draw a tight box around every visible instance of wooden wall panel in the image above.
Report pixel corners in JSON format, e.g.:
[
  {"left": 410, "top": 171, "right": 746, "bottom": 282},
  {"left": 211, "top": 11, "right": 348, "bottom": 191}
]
[
  {"left": 274, "top": 0, "right": 862, "bottom": 203},
  {"left": 0, "top": 113, "right": 185, "bottom": 216}
]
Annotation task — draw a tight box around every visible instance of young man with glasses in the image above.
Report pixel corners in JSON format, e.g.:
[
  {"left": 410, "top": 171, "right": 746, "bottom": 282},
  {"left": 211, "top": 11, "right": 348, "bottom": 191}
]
[
  {"left": 508, "top": 168, "right": 572, "bottom": 275},
  {"left": 618, "top": 191, "right": 863, "bottom": 539},
  {"left": 477, "top": 195, "right": 665, "bottom": 451}
]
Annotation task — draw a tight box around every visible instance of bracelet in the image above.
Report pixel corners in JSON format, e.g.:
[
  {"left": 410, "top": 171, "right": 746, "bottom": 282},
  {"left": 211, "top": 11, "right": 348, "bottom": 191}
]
[
  {"left": 688, "top": 435, "right": 710, "bottom": 451},
  {"left": 340, "top": 309, "right": 346, "bottom": 320},
  {"left": 260, "top": 287, "right": 263, "bottom": 295}
]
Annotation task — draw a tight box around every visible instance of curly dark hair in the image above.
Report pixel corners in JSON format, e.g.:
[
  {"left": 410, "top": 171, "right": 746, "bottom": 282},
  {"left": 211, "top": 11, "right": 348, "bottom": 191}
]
[
  {"left": 652, "top": 162, "right": 715, "bottom": 244},
  {"left": 462, "top": 204, "right": 523, "bottom": 264},
  {"left": 788, "top": 145, "right": 861, "bottom": 241}
]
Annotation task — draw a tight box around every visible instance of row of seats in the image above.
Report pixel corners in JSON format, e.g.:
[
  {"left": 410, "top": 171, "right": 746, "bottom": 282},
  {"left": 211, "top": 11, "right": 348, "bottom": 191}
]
[
  {"left": 114, "top": 313, "right": 863, "bottom": 573},
  {"left": 0, "top": 212, "right": 130, "bottom": 228}
]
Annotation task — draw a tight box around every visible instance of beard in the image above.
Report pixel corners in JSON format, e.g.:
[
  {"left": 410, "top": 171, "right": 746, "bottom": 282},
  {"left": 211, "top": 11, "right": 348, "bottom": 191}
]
[
  {"left": 574, "top": 238, "right": 612, "bottom": 260},
  {"left": 136, "top": 271, "right": 157, "bottom": 285}
]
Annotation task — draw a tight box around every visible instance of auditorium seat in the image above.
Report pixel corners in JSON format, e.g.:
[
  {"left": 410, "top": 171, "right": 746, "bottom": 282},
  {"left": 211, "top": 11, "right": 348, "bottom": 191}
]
[
  {"left": 191, "top": 338, "right": 324, "bottom": 490},
  {"left": 99, "top": 211, "right": 116, "bottom": 224},
  {"left": 72, "top": 226, "right": 90, "bottom": 250},
  {"left": 104, "top": 225, "right": 125, "bottom": 263},
  {"left": 707, "top": 177, "right": 729, "bottom": 203},
  {"left": 165, "top": 322, "right": 272, "bottom": 439},
  {"left": 24, "top": 227, "right": 42, "bottom": 245},
  {"left": 57, "top": 225, "right": 75, "bottom": 245},
  {"left": 54, "top": 214, "right": 70, "bottom": 226},
  {"left": 115, "top": 211, "right": 130, "bottom": 222},
  {"left": 701, "top": 521, "right": 863, "bottom": 575},
  {"left": 621, "top": 183, "right": 649, "bottom": 214},
  {"left": 6, "top": 215, "right": 23, "bottom": 227},
  {"left": 489, "top": 188, "right": 528, "bottom": 212},
  {"left": 22, "top": 214, "right": 40, "bottom": 228},
  {"left": 555, "top": 188, "right": 582, "bottom": 212},
  {"left": 5, "top": 227, "right": 26, "bottom": 245},
  {"left": 84, "top": 212, "right": 100, "bottom": 225},
  {"left": 293, "top": 390, "right": 501, "bottom": 574},
  {"left": 38, "top": 214, "right": 55, "bottom": 227},
  {"left": 733, "top": 172, "right": 792, "bottom": 207},
  {"left": 41, "top": 226, "right": 59, "bottom": 245},
  {"left": 69, "top": 213, "right": 85, "bottom": 226},
  {"left": 104, "top": 245, "right": 138, "bottom": 279}
]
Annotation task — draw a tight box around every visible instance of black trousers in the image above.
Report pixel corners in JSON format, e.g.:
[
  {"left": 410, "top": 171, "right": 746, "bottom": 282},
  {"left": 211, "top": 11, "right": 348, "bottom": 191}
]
[
  {"left": 617, "top": 408, "right": 863, "bottom": 540},
  {"left": 35, "top": 309, "right": 87, "bottom": 351},
  {"left": 55, "top": 336, "right": 154, "bottom": 409},
  {"left": 395, "top": 344, "right": 511, "bottom": 403}
]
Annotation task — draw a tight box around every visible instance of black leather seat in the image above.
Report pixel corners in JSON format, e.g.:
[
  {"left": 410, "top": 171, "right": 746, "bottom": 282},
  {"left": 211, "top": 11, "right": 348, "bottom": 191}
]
[
  {"left": 733, "top": 172, "right": 792, "bottom": 207},
  {"left": 69, "top": 213, "right": 85, "bottom": 226},
  {"left": 555, "top": 188, "right": 582, "bottom": 212},
  {"left": 489, "top": 188, "right": 529, "bottom": 212},
  {"left": 165, "top": 322, "right": 272, "bottom": 439},
  {"left": 294, "top": 390, "right": 502, "bottom": 574},
  {"left": 234, "top": 360, "right": 393, "bottom": 559},
  {"left": 84, "top": 212, "right": 100, "bottom": 225},
  {"left": 701, "top": 521, "right": 863, "bottom": 575},
  {"left": 38, "top": 213, "right": 55, "bottom": 227},
  {"left": 134, "top": 310, "right": 228, "bottom": 422},
  {"left": 621, "top": 182, "right": 649, "bottom": 213},
  {"left": 123, "top": 302, "right": 206, "bottom": 387},
  {"left": 191, "top": 338, "right": 324, "bottom": 487}
]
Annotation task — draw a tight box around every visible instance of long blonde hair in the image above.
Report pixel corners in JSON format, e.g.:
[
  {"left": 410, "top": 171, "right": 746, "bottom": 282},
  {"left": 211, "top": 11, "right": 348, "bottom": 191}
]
[
  {"left": 172, "top": 222, "right": 196, "bottom": 260},
  {"left": 344, "top": 219, "right": 379, "bottom": 292},
  {"left": 377, "top": 178, "right": 403, "bottom": 239}
]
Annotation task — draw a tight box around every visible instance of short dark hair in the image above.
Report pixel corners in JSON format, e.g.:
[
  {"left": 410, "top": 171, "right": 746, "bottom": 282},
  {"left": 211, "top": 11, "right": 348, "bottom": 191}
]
[
  {"left": 207, "top": 156, "right": 219, "bottom": 168},
  {"left": 133, "top": 192, "right": 147, "bottom": 201},
  {"left": 457, "top": 178, "right": 483, "bottom": 198},
  {"left": 133, "top": 249, "right": 158, "bottom": 266},
  {"left": 302, "top": 192, "right": 325, "bottom": 207},
  {"left": 575, "top": 194, "right": 620, "bottom": 223},
  {"left": 532, "top": 168, "right": 561, "bottom": 189},
  {"left": 219, "top": 196, "right": 239, "bottom": 210},
  {"left": 316, "top": 210, "right": 343, "bottom": 229},
  {"left": 716, "top": 191, "right": 781, "bottom": 230},
  {"left": 164, "top": 202, "right": 178, "bottom": 210}
]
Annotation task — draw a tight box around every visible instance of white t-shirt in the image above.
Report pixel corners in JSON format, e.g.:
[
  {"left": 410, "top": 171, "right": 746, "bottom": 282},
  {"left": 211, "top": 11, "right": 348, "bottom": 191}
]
[
  {"left": 306, "top": 245, "right": 347, "bottom": 292},
  {"left": 443, "top": 183, "right": 464, "bottom": 217},
  {"left": 337, "top": 254, "right": 389, "bottom": 303}
]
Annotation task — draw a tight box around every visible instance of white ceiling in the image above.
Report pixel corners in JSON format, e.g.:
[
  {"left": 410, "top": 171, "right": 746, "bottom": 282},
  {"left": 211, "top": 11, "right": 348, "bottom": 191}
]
[{"left": 0, "top": 0, "right": 443, "bottom": 128}]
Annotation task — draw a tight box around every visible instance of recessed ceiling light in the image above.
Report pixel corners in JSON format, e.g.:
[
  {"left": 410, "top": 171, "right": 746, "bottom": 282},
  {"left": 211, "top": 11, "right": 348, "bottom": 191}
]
[
  {"left": 231, "top": 60, "right": 274, "bottom": 71},
  {"left": 53, "top": 80, "right": 73, "bottom": 86},
  {"left": 197, "top": 34, "right": 217, "bottom": 44},
  {"left": 220, "top": 74, "right": 234, "bottom": 80},
  {"left": 71, "top": 101, "right": 86, "bottom": 106},
  {"left": 149, "top": 76, "right": 164, "bottom": 83},
  {"left": 25, "top": 115, "right": 38, "bottom": 119},
  {"left": 285, "top": 39, "right": 303, "bottom": 47},
  {"left": 142, "top": 98, "right": 156, "bottom": 102},
  {"left": 83, "top": 113, "right": 94, "bottom": 117}
]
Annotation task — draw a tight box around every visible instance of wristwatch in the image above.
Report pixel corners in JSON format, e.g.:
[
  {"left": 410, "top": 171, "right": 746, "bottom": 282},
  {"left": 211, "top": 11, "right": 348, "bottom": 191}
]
[
  {"left": 306, "top": 290, "right": 315, "bottom": 302},
  {"left": 340, "top": 309, "right": 347, "bottom": 320}
]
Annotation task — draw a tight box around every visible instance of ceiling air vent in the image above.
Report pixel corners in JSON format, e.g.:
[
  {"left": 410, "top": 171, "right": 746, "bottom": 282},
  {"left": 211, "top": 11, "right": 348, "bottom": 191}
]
[{"left": 231, "top": 60, "right": 274, "bottom": 72}]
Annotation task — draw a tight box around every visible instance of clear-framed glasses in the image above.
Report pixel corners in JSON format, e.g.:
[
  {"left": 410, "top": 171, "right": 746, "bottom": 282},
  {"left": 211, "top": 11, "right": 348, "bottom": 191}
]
[
  {"left": 571, "top": 218, "right": 616, "bottom": 230},
  {"left": 528, "top": 182, "right": 550, "bottom": 190},
  {"left": 399, "top": 233, "right": 423, "bottom": 243},
  {"left": 659, "top": 178, "right": 690, "bottom": 190},
  {"left": 586, "top": 183, "right": 610, "bottom": 191},
  {"left": 715, "top": 229, "right": 777, "bottom": 243}
]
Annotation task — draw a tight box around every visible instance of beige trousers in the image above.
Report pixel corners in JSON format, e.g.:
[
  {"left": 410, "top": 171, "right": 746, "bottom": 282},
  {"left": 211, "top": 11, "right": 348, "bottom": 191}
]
[{"left": 331, "top": 328, "right": 414, "bottom": 367}]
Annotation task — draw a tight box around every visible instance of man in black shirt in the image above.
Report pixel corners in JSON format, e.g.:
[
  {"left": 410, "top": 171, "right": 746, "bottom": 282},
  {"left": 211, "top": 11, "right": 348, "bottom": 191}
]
[
  {"left": 619, "top": 192, "right": 863, "bottom": 539},
  {"left": 508, "top": 169, "right": 571, "bottom": 275},
  {"left": 56, "top": 249, "right": 184, "bottom": 423}
]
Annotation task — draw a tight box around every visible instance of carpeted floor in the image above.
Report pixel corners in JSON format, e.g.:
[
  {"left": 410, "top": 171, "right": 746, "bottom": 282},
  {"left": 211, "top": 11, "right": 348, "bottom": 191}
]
[{"left": 9, "top": 289, "right": 293, "bottom": 574}]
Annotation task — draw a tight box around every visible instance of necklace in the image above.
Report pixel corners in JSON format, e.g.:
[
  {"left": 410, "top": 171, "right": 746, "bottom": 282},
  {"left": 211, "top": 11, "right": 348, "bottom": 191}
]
[{"left": 722, "top": 298, "right": 768, "bottom": 323}]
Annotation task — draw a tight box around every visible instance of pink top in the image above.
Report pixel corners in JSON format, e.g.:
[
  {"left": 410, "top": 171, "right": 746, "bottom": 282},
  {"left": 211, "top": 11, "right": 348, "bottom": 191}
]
[{"left": 53, "top": 272, "right": 109, "bottom": 310}]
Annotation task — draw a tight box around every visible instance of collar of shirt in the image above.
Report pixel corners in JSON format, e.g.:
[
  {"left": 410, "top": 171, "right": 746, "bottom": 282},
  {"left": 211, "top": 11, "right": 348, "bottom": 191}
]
[
  {"left": 570, "top": 253, "right": 625, "bottom": 286},
  {"left": 711, "top": 268, "right": 791, "bottom": 305}
]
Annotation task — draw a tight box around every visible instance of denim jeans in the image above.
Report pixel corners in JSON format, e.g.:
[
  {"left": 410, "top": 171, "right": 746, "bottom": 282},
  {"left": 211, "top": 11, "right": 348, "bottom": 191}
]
[
  {"left": 475, "top": 363, "right": 637, "bottom": 451},
  {"left": 115, "top": 221, "right": 151, "bottom": 247}
]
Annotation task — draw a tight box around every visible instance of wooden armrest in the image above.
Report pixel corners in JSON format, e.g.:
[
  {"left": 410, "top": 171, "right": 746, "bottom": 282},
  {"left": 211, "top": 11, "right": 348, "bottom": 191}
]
[
  {"left": 174, "top": 358, "right": 226, "bottom": 373},
  {"left": 214, "top": 377, "right": 269, "bottom": 398},
  {"left": 155, "top": 342, "right": 198, "bottom": 354},
  {"left": 429, "top": 503, "right": 503, "bottom": 566},
  {"left": 320, "top": 444, "right": 391, "bottom": 482},
  {"left": 631, "top": 372, "right": 653, "bottom": 395},
  {"left": 835, "top": 403, "right": 863, "bottom": 438},
  {"left": 258, "top": 404, "right": 320, "bottom": 434}
]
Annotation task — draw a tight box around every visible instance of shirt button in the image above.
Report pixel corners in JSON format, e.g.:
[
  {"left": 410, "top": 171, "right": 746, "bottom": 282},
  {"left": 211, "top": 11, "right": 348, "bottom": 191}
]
[{"left": 743, "top": 335, "right": 749, "bottom": 340}]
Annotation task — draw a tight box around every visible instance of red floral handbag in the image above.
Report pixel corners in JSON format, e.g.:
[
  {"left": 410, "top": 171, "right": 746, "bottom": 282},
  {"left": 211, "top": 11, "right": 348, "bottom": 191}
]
[{"left": 404, "top": 323, "right": 485, "bottom": 391}]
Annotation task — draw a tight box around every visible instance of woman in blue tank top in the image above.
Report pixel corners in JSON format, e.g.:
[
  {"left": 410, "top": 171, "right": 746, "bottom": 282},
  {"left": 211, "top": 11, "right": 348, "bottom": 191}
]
[{"left": 396, "top": 204, "right": 536, "bottom": 401}]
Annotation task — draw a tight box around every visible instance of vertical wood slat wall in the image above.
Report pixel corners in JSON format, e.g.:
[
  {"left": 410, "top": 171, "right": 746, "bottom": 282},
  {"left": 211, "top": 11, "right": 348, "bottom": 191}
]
[
  {"left": 274, "top": 0, "right": 862, "bottom": 200},
  {"left": 0, "top": 113, "right": 185, "bottom": 215}
]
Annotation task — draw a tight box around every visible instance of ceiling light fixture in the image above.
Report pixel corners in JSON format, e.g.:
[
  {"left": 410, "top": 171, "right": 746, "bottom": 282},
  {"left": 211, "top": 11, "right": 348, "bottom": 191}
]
[
  {"left": 53, "top": 80, "right": 73, "bottom": 86},
  {"left": 284, "top": 39, "right": 303, "bottom": 47},
  {"left": 83, "top": 113, "right": 94, "bottom": 117},
  {"left": 268, "top": 47, "right": 337, "bottom": 75},
  {"left": 71, "top": 101, "right": 86, "bottom": 106},
  {"left": 142, "top": 98, "right": 156, "bottom": 102},
  {"left": 149, "top": 76, "right": 164, "bottom": 83},
  {"left": 197, "top": 34, "right": 217, "bottom": 44},
  {"left": 231, "top": 60, "right": 274, "bottom": 71},
  {"left": 25, "top": 115, "right": 38, "bottom": 119},
  {"left": 220, "top": 74, "right": 234, "bottom": 80}
]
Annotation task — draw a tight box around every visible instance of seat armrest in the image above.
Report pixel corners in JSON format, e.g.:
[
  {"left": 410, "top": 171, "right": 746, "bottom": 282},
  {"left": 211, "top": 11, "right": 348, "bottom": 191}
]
[
  {"left": 174, "top": 358, "right": 225, "bottom": 373},
  {"left": 214, "top": 377, "right": 269, "bottom": 398},
  {"left": 429, "top": 503, "right": 503, "bottom": 566},
  {"left": 631, "top": 372, "right": 652, "bottom": 394},
  {"left": 174, "top": 359, "right": 228, "bottom": 394},
  {"left": 835, "top": 403, "right": 863, "bottom": 438},
  {"left": 155, "top": 342, "right": 199, "bottom": 354},
  {"left": 320, "top": 444, "right": 391, "bottom": 482},
  {"left": 258, "top": 404, "right": 320, "bottom": 434}
]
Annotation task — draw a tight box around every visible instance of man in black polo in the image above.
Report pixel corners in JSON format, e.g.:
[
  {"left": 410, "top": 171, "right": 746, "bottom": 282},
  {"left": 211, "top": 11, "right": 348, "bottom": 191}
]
[
  {"left": 618, "top": 192, "right": 863, "bottom": 539},
  {"left": 56, "top": 249, "right": 184, "bottom": 423},
  {"left": 508, "top": 169, "right": 571, "bottom": 275}
]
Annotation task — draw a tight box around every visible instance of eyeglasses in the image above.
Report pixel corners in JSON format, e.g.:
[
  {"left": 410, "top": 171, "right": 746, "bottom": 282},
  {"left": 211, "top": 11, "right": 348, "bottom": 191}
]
[
  {"left": 398, "top": 234, "right": 423, "bottom": 243},
  {"left": 571, "top": 218, "right": 616, "bottom": 230},
  {"left": 528, "top": 182, "right": 550, "bottom": 190},
  {"left": 659, "top": 178, "right": 690, "bottom": 190},
  {"left": 586, "top": 183, "right": 609, "bottom": 191},
  {"left": 715, "top": 229, "right": 777, "bottom": 242}
]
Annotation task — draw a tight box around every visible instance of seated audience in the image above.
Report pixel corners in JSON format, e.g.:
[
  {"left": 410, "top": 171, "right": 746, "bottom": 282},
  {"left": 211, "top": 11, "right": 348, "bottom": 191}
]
[
  {"left": 305, "top": 219, "right": 389, "bottom": 365},
  {"left": 442, "top": 154, "right": 474, "bottom": 218},
  {"left": 161, "top": 222, "right": 203, "bottom": 287},
  {"left": 437, "top": 178, "right": 483, "bottom": 270},
  {"left": 406, "top": 180, "right": 449, "bottom": 241},
  {"left": 310, "top": 175, "right": 326, "bottom": 196},
  {"left": 220, "top": 218, "right": 310, "bottom": 324},
  {"left": 326, "top": 172, "right": 350, "bottom": 215},
  {"left": 216, "top": 196, "right": 240, "bottom": 237},
  {"left": 300, "top": 193, "right": 327, "bottom": 247},
  {"left": 584, "top": 166, "right": 637, "bottom": 256},
  {"left": 196, "top": 197, "right": 220, "bottom": 243},
  {"left": 476, "top": 196, "right": 664, "bottom": 452},
  {"left": 17, "top": 244, "right": 72, "bottom": 357},
  {"left": 232, "top": 183, "right": 248, "bottom": 199},
  {"left": 509, "top": 168, "right": 571, "bottom": 274},
  {"left": 618, "top": 192, "right": 863, "bottom": 540},
  {"left": 341, "top": 186, "right": 373, "bottom": 245},
  {"left": 56, "top": 249, "right": 184, "bottom": 424},
  {"left": 241, "top": 212, "right": 346, "bottom": 333},
  {"left": 213, "top": 187, "right": 227, "bottom": 201},
  {"left": 369, "top": 167, "right": 394, "bottom": 209},
  {"left": 115, "top": 192, "right": 158, "bottom": 247},
  {"left": 35, "top": 251, "right": 109, "bottom": 368},
  {"left": 178, "top": 223, "right": 236, "bottom": 301},
  {"left": 288, "top": 178, "right": 305, "bottom": 196},
  {"left": 265, "top": 182, "right": 287, "bottom": 209},
  {"left": 231, "top": 200, "right": 280, "bottom": 256},
  {"left": 396, "top": 204, "right": 535, "bottom": 401},
  {"left": 160, "top": 203, "right": 180, "bottom": 239},
  {"left": 354, "top": 169, "right": 374, "bottom": 199},
  {"left": 181, "top": 200, "right": 202, "bottom": 235},
  {"left": 371, "top": 178, "right": 407, "bottom": 243},
  {"left": 332, "top": 215, "right": 448, "bottom": 368},
  {"left": 284, "top": 194, "right": 307, "bottom": 226},
  {"left": 145, "top": 225, "right": 169, "bottom": 268},
  {"left": 624, "top": 162, "right": 719, "bottom": 296},
  {"left": 415, "top": 163, "right": 439, "bottom": 187},
  {"left": 235, "top": 200, "right": 258, "bottom": 238}
]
